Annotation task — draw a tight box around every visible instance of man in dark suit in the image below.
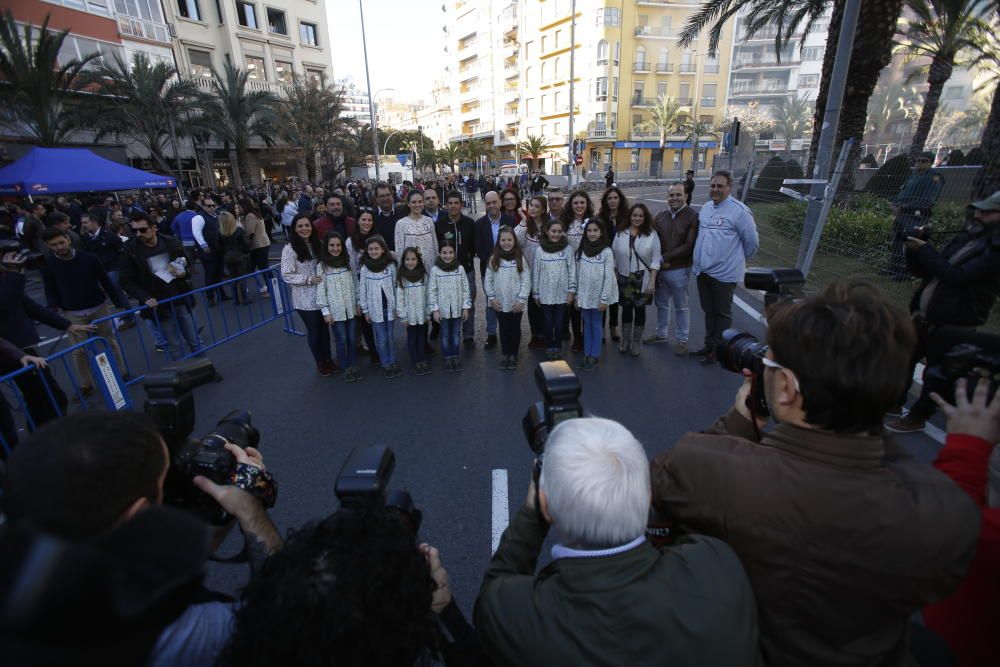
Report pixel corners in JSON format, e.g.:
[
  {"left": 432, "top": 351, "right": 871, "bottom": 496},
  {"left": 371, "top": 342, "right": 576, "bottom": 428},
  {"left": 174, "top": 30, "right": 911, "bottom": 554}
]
[
  {"left": 436, "top": 191, "right": 478, "bottom": 348},
  {"left": 474, "top": 191, "right": 512, "bottom": 349},
  {"left": 373, "top": 182, "right": 404, "bottom": 253}
]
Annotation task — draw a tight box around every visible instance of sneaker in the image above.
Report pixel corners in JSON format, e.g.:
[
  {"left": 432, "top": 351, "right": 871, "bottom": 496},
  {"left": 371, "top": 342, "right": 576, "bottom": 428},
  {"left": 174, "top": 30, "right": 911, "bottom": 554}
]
[
  {"left": 498, "top": 356, "right": 509, "bottom": 370},
  {"left": 571, "top": 339, "right": 584, "bottom": 353},
  {"left": 343, "top": 367, "right": 357, "bottom": 383},
  {"left": 700, "top": 353, "right": 717, "bottom": 366},
  {"left": 453, "top": 359, "right": 463, "bottom": 372},
  {"left": 484, "top": 335, "right": 498, "bottom": 350},
  {"left": 885, "top": 403, "right": 906, "bottom": 418},
  {"left": 444, "top": 358, "right": 455, "bottom": 372},
  {"left": 508, "top": 355, "right": 517, "bottom": 369},
  {"left": 155, "top": 344, "right": 169, "bottom": 353},
  {"left": 689, "top": 346, "right": 712, "bottom": 358},
  {"left": 464, "top": 338, "right": 476, "bottom": 350},
  {"left": 885, "top": 413, "right": 927, "bottom": 433},
  {"left": 673, "top": 341, "right": 688, "bottom": 356},
  {"left": 644, "top": 334, "right": 670, "bottom": 345},
  {"left": 330, "top": 359, "right": 342, "bottom": 375},
  {"left": 383, "top": 365, "right": 394, "bottom": 378},
  {"left": 610, "top": 327, "right": 620, "bottom": 342},
  {"left": 578, "top": 356, "right": 594, "bottom": 371},
  {"left": 392, "top": 363, "right": 404, "bottom": 379},
  {"left": 416, "top": 362, "right": 433, "bottom": 376},
  {"left": 317, "top": 361, "right": 334, "bottom": 377},
  {"left": 528, "top": 335, "right": 547, "bottom": 350}
]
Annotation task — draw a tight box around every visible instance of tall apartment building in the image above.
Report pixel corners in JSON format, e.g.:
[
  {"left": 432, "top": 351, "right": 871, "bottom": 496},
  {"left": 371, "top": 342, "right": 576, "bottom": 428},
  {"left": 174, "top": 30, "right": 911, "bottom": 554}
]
[
  {"left": 441, "top": 1, "right": 735, "bottom": 178},
  {"left": 726, "top": 7, "right": 830, "bottom": 155}
]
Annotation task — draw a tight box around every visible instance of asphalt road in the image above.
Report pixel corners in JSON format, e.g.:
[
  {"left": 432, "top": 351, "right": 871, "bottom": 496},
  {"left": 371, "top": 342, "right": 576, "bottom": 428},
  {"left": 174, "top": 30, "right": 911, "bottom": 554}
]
[{"left": 18, "top": 192, "right": 943, "bottom": 616}]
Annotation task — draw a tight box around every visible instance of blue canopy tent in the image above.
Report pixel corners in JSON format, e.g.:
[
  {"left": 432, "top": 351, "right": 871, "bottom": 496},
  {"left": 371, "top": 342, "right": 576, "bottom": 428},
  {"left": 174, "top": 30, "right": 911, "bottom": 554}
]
[{"left": 0, "top": 147, "right": 177, "bottom": 196}]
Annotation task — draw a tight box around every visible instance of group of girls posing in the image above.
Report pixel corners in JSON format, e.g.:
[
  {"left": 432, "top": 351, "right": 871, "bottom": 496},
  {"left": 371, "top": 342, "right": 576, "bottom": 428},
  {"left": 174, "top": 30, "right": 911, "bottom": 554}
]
[{"left": 281, "top": 186, "right": 660, "bottom": 377}]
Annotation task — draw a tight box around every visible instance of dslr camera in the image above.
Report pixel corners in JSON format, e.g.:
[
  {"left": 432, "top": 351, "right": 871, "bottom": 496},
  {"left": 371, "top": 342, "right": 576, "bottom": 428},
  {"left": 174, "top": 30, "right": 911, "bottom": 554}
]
[
  {"left": 142, "top": 359, "right": 270, "bottom": 525},
  {"left": 924, "top": 341, "right": 1000, "bottom": 406},
  {"left": 334, "top": 445, "right": 423, "bottom": 535},
  {"left": 895, "top": 225, "right": 934, "bottom": 243},
  {"left": 522, "top": 361, "right": 584, "bottom": 456},
  {"left": 715, "top": 268, "right": 806, "bottom": 417},
  {"left": 0, "top": 239, "right": 44, "bottom": 269}
]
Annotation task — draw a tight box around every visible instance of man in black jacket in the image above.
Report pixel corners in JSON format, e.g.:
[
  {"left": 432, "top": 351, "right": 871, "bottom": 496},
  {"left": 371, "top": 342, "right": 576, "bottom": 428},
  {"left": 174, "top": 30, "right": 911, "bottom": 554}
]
[
  {"left": 887, "top": 190, "right": 1000, "bottom": 433},
  {"left": 474, "top": 191, "right": 513, "bottom": 349},
  {"left": 476, "top": 417, "right": 762, "bottom": 666},
  {"left": 119, "top": 216, "right": 205, "bottom": 359},
  {"left": 436, "top": 191, "right": 478, "bottom": 348},
  {"left": 0, "top": 252, "right": 94, "bottom": 429},
  {"left": 529, "top": 171, "right": 549, "bottom": 196},
  {"left": 41, "top": 229, "right": 128, "bottom": 395},
  {"left": 372, "top": 182, "right": 403, "bottom": 252},
  {"left": 81, "top": 213, "right": 135, "bottom": 329}
]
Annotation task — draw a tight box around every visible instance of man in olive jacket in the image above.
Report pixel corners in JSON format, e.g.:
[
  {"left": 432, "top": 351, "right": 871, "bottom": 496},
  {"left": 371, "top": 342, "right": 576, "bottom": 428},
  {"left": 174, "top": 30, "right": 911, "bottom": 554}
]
[
  {"left": 475, "top": 417, "right": 763, "bottom": 667},
  {"left": 651, "top": 280, "right": 980, "bottom": 667}
]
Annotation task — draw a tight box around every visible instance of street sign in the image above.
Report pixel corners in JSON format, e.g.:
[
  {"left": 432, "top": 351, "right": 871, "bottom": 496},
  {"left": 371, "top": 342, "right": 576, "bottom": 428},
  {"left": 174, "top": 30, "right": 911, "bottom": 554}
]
[
  {"left": 574, "top": 154, "right": 583, "bottom": 165},
  {"left": 396, "top": 153, "right": 409, "bottom": 166}
]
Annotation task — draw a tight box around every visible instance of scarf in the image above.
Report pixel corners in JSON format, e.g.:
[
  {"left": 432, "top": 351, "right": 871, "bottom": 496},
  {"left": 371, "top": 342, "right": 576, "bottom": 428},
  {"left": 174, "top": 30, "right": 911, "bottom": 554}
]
[
  {"left": 540, "top": 236, "right": 568, "bottom": 254},
  {"left": 499, "top": 247, "right": 517, "bottom": 261},
  {"left": 363, "top": 253, "right": 390, "bottom": 273},
  {"left": 581, "top": 237, "right": 608, "bottom": 258},
  {"left": 323, "top": 253, "right": 349, "bottom": 269},
  {"left": 399, "top": 265, "right": 425, "bottom": 284},
  {"left": 435, "top": 256, "right": 460, "bottom": 272}
]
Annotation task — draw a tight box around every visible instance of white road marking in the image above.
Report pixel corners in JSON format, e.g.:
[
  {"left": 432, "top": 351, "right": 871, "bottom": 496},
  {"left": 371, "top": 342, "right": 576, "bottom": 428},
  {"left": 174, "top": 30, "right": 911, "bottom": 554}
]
[
  {"left": 491, "top": 469, "right": 510, "bottom": 554},
  {"left": 734, "top": 290, "right": 944, "bottom": 444}
]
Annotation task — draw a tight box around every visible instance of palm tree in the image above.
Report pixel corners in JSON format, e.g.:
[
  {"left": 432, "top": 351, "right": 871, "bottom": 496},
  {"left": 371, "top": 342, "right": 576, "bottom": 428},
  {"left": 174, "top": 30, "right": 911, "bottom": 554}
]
[
  {"left": 865, "top": 80, "right": 922, "bottom": 144},
  {"left": 636, "top": 97, "right": 685, "bottom": 148},
  {"left": 772, "top": 94, "right": 814, "bottom": 157},
  {"left": 196, "top": 61, "right": 279, "bottom": 187},
  {"left": 460, "top": 139, "right": 494, "bottom": 174},
  {"left": 438, "top": 142, "right": 463, "bottom": 173},
  {"left": 679, "top": 119, "right": 718, "bottom": 176},
  {"left": 84, "top": 52, "right": 197, "bottom": 178},
  {"left": 895, "top": 0, "right": 996, "bottom": 158},
  {"left": 276, "top": 75, "right": 349, "bottom": 182},
  {"left": 516, "top": 134, "right": 548, "bottom": 170},
  {"left": 0, "top": 10, "right": 99, "bottom": 146},
  {"left": 680, "top": 0, "right": 907, "bottom": 185}
]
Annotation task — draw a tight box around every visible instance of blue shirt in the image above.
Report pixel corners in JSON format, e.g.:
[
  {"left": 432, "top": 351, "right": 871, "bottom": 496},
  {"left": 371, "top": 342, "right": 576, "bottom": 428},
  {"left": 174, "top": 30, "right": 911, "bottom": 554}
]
[{"left": 693, "top": 196, "right": 759, "bottom": 283}]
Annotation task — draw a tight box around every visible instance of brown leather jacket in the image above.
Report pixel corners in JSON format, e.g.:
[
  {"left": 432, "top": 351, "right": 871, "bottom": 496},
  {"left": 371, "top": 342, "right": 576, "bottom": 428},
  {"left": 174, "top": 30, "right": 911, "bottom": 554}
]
[
  {"left": 651, "top": 409, "right": 980, "bottom": 667},
  {"left": 653, "top": 205, "right": 699, "bottom": 270}
]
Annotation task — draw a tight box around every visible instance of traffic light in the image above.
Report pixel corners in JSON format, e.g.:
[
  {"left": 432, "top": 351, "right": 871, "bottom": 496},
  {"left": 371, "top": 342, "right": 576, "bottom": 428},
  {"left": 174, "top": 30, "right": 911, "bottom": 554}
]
[{"left": 732, "top": 118, "right": 741, "bottom": 147}]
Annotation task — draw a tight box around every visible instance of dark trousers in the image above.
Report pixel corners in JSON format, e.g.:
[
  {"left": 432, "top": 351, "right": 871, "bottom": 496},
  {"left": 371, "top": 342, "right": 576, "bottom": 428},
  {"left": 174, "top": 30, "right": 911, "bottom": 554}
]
[
  {"left": 360, "top": 319, "right": 377, "bottom": 360},
  {"left": 527, "top": 297, "right": 543, "bottom": 337},
  {"left": 12, "top": 346, "right": 67, "bottom": 433},
  {"left": 620, "top": 302, "right": 647, "bottom": 327},
  {"left": 696, "top": 273, "right": 736, "bottom": 350},
  {"left": 224, "top": 256, "right": 250, "bottom": 303},
  {"left": 905, "top": 323, "right": 986, "bottom": 418},
  {"left": 563, "top": 305, "right": 582, "bottom": 341},
  {"left": 542, "top": 304, "right": 567, "bottom": 350},
  {"left": 249, "top": 247, "right": 270, "bottom": 289},
  {"left": 0, "top": 393, "right": 15, "bottom": 455},
  {"left": 888, "top": 211, "right": 928, "bottom": 279},
  {"left": 297, "top": 309, "right": 331, "bottom": 364},
  {"left": 198, "top": 247, "right": 228, "bottom": 300},
  {"left": 406, "top": 323, "right": 428, "bottom": 366},
  {"left": 609, "top": 302, "right": 619, "bottom": 328},
  {"left": 497, "top": 311, "right": 523, "bottom": 355}
]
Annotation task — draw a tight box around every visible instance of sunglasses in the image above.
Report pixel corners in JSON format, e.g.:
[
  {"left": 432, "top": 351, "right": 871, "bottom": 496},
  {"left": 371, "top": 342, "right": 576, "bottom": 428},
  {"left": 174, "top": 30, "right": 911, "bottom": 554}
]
[
  {"left": 916, "top": 158, "right": 932, "bottom": 163},
  {"left": 131, "top": 226, "right": 151, "bottom": 234},
  {"left": 204, "top": 204, "right": 217, "bottom": 208}
]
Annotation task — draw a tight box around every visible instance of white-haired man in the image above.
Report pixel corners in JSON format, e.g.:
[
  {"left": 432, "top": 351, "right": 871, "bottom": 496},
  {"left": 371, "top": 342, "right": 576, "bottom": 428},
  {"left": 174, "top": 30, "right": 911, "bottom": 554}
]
[{"left": 474, "top": 417, "right": 762, "bottom": 666}]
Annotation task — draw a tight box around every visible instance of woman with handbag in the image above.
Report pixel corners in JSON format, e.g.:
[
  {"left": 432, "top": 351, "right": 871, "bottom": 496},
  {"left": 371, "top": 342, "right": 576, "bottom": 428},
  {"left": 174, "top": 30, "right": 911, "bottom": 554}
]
[
  {"left": 215, "top": 210, "right": 252, "bottom": 305},
  {"left": 612, "top": 204, "right": 660, "bottom": 356}
]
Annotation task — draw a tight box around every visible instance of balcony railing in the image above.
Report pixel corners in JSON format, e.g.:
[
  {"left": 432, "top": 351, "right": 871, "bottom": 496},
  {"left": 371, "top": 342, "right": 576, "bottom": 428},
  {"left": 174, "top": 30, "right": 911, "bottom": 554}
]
[
  {"left": 730, "top": 85, "right": 794, "bottom": 96},
  {"left": 587, "top": 128, "right": 617, "bottom": 139},
  {"left": 117, "top": 15, "right": 171, "bottom": 44},
  {"left": 678, "top": 63, "right": 697, "bottom": 73},
  {"left": 656, "top": 63, "right": 674, "bottom": 73},
  {"left": 677, "top": 97, "right": 692, "bottom": 105},
  {"left": 701, "top": 97, "right": 717, "bottom": 107},
  {"left": 631, "top": 96, "right": 656, "bottom": 106},
  {"left": 704, "top": 64, "right": 720, "bottom": 73},
  {"left": 246, "top": 79, "right": 292, "bottom": 96},
  {"left": 732, "top": 58, "right": 799, "bottom": 70},
  {"left": 633, "top": 61, "right": 651, "bottom": 72},
  {"left": 634, "top": 26, "right": 676, "bottom": 38}
]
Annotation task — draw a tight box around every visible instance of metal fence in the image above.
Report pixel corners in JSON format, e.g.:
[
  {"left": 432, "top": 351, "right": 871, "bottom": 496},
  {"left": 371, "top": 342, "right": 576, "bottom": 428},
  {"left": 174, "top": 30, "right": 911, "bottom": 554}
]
[{"left": 0, "top": 266, "right": 302, "bottom": 452}]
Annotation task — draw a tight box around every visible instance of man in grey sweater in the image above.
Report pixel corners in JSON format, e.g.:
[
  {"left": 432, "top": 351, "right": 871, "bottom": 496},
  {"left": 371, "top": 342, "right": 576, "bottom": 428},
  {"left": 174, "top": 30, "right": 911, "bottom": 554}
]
[{"left": 690, "top": 170, "right": 758, "bottom": 365}]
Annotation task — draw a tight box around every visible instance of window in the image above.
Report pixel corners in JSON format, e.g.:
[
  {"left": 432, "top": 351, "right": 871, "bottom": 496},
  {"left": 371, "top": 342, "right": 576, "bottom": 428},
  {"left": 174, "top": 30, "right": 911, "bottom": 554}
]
[
  {"left": 245, "top": 54, "right": 266, "bottom": 80},
  {"left": 57, "top": 35, "right": 122, "bottom": 69},
  {"left": 299, "top": 21, "right": 319, "bottom": 46},
  {"left": 630, "top": 149, "right": 639, "bottom": 170},
  {"left": 701, "top": 83, "right": 717, "bottom": 107},
  {"left": 541, "top": 35, "right": 548, "bottom": 52},
  {"left": 659, "top": 16, "right": 672, "bottom": 31},
  {"left": 595, "top": 112, "right": 607, "bottom": 130},
  {"left": 525, "top": 41, "right": 533, "bottom": 59},
  {"left": 704, "top": 57, "right": 720, "bottom": 73},
  {"left": 114, "top": 0, "right": 165, "bottom": 22},
  {"left": 188, "top": 49, "right": 213, "bottom": 78},
  {"left": 679, "top": 81, "right": 690, "bottom": 104},
  {"left": 274, "top": 59, "right": 293, "bottom": 83},
  {"left": 555, "top": 30, "right": 561, "bottom": 49},
  {"left": 554, "top": 90, "right": 563, "bottom": 111},
  {"left": 177, "top": 0, "right": 201, "bottom": 20},
  {"left": 267, "top": 8, "right": 287, "bottom": 35},
  {"left": 943, "top": 85, "right": 963, "bottom": 100},
  {"left": 802, "top": 46, "right": 822, "bottom": 61},
  {"left": 595, "top": 7, "right": 621, "bottom": 27},
  {"left": 798, "top": 74, "right": 819, "bottom": 88},
  {"left": 306, "top": 68, "right": 324, "bottom": 87},
  {"left": 542, "top": 94, "right": 550, "bottom": 113},
  {"left": 615, "top": 40, "right": 620, "bottom": 65},
  {"left": 635, "top": 45, "right": 646, "bottom": 66},
  {"left": 597, "top": 39, "right": 609, "bottom": 65},
  {"left": 632, "top": 114, "right": 642, "bottom": 128},
  {"left": 633, "top": 81, "right": 644, "bottom": 104},
  {"left": 611, "top": 112, "right": 617, "bottom": 129},
  {"left": 656, "top": 82, "right": 667, "bottom": 99},
  {"left": 526, "top": 98, "right": 536, "bottom": 114},
  {"left": 525, "top": 66, "right": 533, "bottom": 85},
  {"left": 657, "top": 48, "right": 668, "bottom": 65},
  {"left": 595, "top": 76, "right": 608, "bottom": 101},
  {"left": 612, "top": 77, "right": 619, "bottom": 101},
  {"left": 554, "top": 57, "right": 561, "bottom": 79},
  {"left": 236, "top": 1, "right": 257, "bottom": 28}
]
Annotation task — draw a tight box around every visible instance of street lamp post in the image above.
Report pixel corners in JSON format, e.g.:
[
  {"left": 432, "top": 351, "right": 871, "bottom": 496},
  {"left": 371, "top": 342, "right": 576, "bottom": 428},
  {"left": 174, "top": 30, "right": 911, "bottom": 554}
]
[
  {"left": 566, "top": 0, "right": 577, "bottom": 187},
  {"left": 359, "top": 0, "right": 382, "bottom": 180}
]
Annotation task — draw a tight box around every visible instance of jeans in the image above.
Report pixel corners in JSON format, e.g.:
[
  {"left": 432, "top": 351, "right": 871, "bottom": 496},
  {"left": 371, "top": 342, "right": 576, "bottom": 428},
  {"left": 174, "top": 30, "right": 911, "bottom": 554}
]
[
  {"left": 405, "top": 323, "right": 427, "bottom": 366},
  {"left": 331, "top": 318, "right": 357, "bottom": 368},
  {"left": 696, "top": 273, "right": 736, "bottom": 350},
  {"left": 158, "top": 303, "right": 204, "bottom": 358},
  {"left": 542, "top": 303, "right": 567, "bottom": 351},
  {"left": 249, "top": 247, "right": 270, "bottom": 291},
  {"left": 654, "top": 267, "right": 692, "bottom": 342},
  {"left": 372, "top": 319, "right": 396, "bottom": 366},
  {"left": 581, "top": 308, "right": 603, "bottom": 357},
  {"left": 463, "top": 269, "right": 477, "bottom": 340},
  {"left": 145, "top": 317, "right": 169, "bottom": 348},
  {"left": 65, "top": 303, "right": 127, "bottom": 389},
  {"left": 296, "top": 309, "right": 331, "bottom": 364},
  {"left": 481, "top": 270, "right": 497, "bottom": 336},
  {"left": 440, "top": 317, "right": 462, "bottom": 358},
  {"left": 497, "top": 311, "right": 523, "bottom": 355}
]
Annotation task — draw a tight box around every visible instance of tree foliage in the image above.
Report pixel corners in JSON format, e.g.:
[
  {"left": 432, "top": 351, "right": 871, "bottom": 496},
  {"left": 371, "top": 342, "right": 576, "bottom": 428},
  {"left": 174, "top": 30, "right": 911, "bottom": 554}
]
[
  {"left": 516, "top": 134, "right": 549, "bottom": 169},
  {"left": 635, "top": 97, "right": 685, "bottom": 147},
  {"left": 275, "top": 76, "right": 351, "bottom": 182}
]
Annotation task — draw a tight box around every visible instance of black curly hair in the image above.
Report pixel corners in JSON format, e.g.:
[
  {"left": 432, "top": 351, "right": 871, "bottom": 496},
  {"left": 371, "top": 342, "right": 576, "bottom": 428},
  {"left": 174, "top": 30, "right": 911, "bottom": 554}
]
[{"left": 217, "top": 508, "right": 438, "bottom": 667}]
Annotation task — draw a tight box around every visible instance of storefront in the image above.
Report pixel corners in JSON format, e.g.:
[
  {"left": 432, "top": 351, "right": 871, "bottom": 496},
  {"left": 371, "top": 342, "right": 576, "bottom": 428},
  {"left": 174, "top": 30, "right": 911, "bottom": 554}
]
[{"left": 611, "top": 140, "right": 719, "bottom": 177}]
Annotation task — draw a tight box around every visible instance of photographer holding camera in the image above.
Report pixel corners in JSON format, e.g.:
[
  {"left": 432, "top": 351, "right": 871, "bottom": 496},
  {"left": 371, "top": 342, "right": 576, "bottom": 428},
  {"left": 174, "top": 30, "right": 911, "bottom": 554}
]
[
  {"left": 885, "top": 190, "right": 1000, "bottom": 433},
  {"left": 476, "top": 417, "right": 762, "bottom": 666},
  {"left": 651, "top": 280, "right": 980, "bottom": 667},
  {"left": 2, "top": 411, "right": 281, "bottom": 666}
]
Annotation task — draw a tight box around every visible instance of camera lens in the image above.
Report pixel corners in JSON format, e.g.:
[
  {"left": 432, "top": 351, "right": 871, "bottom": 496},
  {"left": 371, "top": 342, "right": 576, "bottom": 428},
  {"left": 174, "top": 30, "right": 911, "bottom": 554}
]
[
  {"left": 208, "top": 410, "right": 259, "bottom": 449},
  {"left": 717, "top": 329, "right": 769, "bottom": 376}
]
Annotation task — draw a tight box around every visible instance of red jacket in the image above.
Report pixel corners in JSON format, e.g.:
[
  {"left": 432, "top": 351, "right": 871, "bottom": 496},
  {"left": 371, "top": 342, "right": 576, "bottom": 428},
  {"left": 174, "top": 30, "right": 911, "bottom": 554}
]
[{"left": 923, "top": 433, "right": 999, "bottom": 666}]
